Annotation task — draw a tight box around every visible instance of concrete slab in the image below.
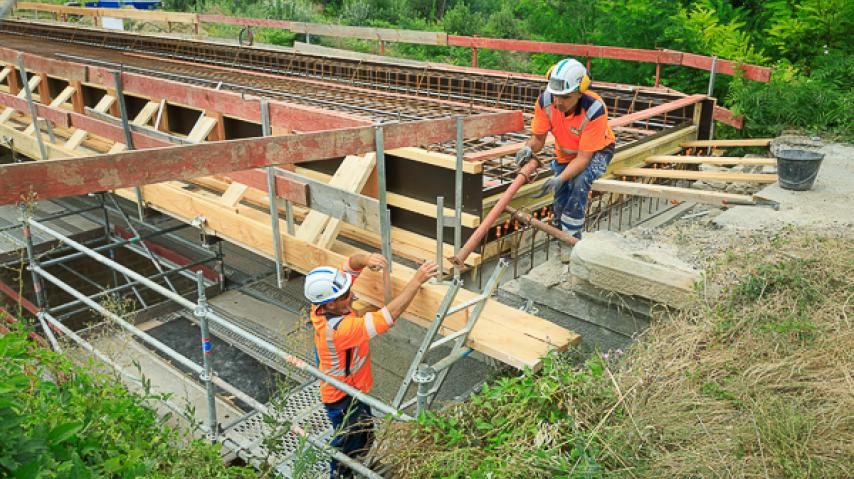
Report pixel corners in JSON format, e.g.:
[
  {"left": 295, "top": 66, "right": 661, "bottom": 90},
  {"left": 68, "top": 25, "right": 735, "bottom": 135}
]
[
  {"left": 715, "top": 142, "right": 854, "bottom": 230},
  {"left": 570, "top": 231, "right": 701, "bottom": 309}
]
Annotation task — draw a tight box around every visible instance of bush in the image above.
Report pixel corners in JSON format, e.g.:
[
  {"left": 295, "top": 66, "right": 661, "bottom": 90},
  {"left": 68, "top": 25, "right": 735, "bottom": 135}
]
[
  {"left": 726, "top": 63, "right": 854, "bottom": 140},
  {"left": 0, "top": 327, "right": 255, "bottom": 478}
]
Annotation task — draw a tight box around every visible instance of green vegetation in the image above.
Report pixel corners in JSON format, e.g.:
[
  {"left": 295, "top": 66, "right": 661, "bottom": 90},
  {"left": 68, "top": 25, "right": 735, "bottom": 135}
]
[
  {"left": 158, "top": 0, "right": 853, "bottom": 140},
  {"left": 375, "top": 231, "right": 854, "bottom": 477},
  {"left": 0, "top": 325, "right": 256, "bottom": 478}
]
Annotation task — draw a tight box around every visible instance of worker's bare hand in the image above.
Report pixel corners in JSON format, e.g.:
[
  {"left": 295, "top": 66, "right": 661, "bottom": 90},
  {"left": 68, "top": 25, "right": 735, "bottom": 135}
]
[
  {"left": 413, "top": 260, "right": 439, "bottom": 284},
  {"left": 366, "top": 253, "right": 387, "bottom": 272}
]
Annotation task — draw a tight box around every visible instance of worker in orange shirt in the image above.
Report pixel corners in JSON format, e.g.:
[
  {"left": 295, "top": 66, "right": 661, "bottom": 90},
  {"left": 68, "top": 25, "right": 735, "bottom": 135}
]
[
  {"left": 304, "top": 253, "right": 438, "bottom": 478},
  {"left": 515, "top": 58, "right": 616, "bottom": 261}
]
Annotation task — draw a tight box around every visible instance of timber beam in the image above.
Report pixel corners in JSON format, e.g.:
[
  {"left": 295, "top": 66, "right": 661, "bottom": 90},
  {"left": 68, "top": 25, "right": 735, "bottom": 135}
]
[{"left": 0, "top": 112, "right": 522, "bottom": 204}]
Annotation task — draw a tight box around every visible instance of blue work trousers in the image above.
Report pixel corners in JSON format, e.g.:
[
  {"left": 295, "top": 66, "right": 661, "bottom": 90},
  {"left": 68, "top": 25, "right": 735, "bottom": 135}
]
[
  {"left": 324, "top": 395, "right": 374, "bottom": 478},
  {"left": 551, "top": 144, "right": 615, "bottom": 238}
]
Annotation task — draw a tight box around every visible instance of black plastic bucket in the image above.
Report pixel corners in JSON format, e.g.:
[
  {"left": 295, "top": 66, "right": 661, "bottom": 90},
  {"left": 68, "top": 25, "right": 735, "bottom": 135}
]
[{"left": 776, "top": 149, "right": 825, "bottom": 191}]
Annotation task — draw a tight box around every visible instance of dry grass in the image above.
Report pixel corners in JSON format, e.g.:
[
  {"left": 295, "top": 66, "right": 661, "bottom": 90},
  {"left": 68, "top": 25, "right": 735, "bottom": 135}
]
[{"left": 375, "top": 229, "right": 854, "bottom": 478}]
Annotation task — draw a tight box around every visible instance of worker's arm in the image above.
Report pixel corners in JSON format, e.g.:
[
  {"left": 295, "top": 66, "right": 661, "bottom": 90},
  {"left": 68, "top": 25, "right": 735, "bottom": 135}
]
[
  {"left": 347, "top": 252, "right": 387, "bottom": 272},
  {"left": 559, "top": 150, "right": 593, "bottom": 181},
  {"left": 527, "top": 133, "right": 548, "bottom": 154},
  {"left": 385, "top": 261, "right": 439, "bottom": 320}
]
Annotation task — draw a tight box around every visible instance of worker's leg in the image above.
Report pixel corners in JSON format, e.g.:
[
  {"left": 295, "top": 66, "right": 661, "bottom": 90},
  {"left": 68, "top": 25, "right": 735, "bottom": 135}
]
[
  {"left": 556, "top": 145, "right": 615, "bottom": 239},
  {"left": 325, "top": 396, "right": 375, "bottom": 478}
]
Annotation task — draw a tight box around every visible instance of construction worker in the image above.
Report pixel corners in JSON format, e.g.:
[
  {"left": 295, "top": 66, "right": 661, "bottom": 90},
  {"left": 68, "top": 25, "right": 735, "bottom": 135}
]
[
  {"left": 304, "top": 253, "right": 438, "bottom": 478},
  {"left": 515, "top": 58, "right": 616, "bottom": 261}
]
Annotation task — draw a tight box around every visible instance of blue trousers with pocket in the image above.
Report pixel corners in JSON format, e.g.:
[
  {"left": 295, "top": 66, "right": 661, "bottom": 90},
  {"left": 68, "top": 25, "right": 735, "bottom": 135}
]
[
  {"left": 551, "top": 144, "right": 615, "bottom": 239},
  {"left": 324, "top": 395, "right": 374, "bottom": 478}
]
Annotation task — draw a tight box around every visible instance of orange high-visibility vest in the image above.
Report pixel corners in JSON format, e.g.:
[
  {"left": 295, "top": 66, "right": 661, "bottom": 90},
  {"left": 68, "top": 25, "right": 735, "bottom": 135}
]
[
  {"left": 311, "top": 260, "right": 396, "bottom": 404},
  {"left": 531, "top": 90, "right": 616, "bottom": 164}
]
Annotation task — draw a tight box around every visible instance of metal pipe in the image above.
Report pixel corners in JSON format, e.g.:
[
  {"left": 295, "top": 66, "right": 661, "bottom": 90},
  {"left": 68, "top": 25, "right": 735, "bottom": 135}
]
[
  {"left": 412, "top": 365, "right": 436, "bottom": 417},
  {"left": 40, "top": 222, "right": 189, "bottom": 268},
  {"left": 428, "top": 328, "right": 467, "bottom": 351},
  {"left": 375, "top": 125, "right": 393, "bottom": 303},
  {"left": 434, "top": 196, "right": 444, "bottom": 283},
  {"left": 261, "top": 99, "right": 285, "bottom": 288},
  {"left": 32, "top": 265, "right": 205, "bottom": 374},
  {"left": 195, "top": 272, "right": 219, "bottom": 441},
  {"left": 19, "top": 205, "right": 61, "bottom": 351},
  {"left": 98, "top": 193, "right": 145, "bottom": 307},
  {"left": 107, "top": 195, "right": 179, "bottom": 295},
  {"left": 432, "top": 347, "right": 472, "bottom": 373},
  {"left": 0, "top": 205, "right": 102, "bottom": 234},
  {"left": 505, "top": 206, "right": 579, "bottom": 247},
  {"left": 111, "top": 70, "right": 146, "bottom": 221},
  {"left": 27, "top": 219, "right": 411, "bottom": 421},
  {"left": 50, "top": 258, "right": 211, "bottom": 314},
  {"left": 15, "top": 54, "right": 48, "bottom": 162},
  {"left": 453, "top": 116, "right": 464, "bottom": 277},
  {"left": 451, "top": 159, "right": 541, "bottom": 267}
]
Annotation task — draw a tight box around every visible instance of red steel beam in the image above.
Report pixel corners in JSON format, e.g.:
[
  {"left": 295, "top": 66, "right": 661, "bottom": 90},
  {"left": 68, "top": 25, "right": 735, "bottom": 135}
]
[
  {"left": 712, "top": 106, "right": 744, "bottom": 129},
  {"left": 448, "top": 37, "right": 770, "bottom": 82},
  {"left": 0, "top": 111, "right": 523, "bottom": 204},
  {"left": 0, "top": 280, "right": 39, "bottom": 316},
  {"left": 223, "top": 170, "right": 310, "bottom": 206}
]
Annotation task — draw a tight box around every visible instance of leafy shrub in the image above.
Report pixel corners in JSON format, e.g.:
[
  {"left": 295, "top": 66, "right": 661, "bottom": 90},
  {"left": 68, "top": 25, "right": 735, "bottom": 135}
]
[{"left": 0, "top": 327, "right": 255, "bottom": 478}]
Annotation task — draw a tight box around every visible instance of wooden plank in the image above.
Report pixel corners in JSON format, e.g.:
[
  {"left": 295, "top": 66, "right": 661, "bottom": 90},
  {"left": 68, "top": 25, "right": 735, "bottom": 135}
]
[
  {"left": 23, "top": 85, "right": 76, "bottom": 135},
  {"left": 0, "top": 75, "right": 41, "bottom": 124},
  {"left": 186, "top": 116, "right": 218, "bottom": 144},
  {"left": 194, "top": 175, "right": 481, "bottom": 269},
  {"left": 64, "top": 94, "right": 116, "bottom": 150},
  {"left": 0, "top": 67, "right": 10, "bottom": 84},
  {"left": 220, "top": 182, "right": 250, "bottom": 208},
  {"left": 0, "top": 112, "right": 523, "bottom": 204},
  {"left": 118, "top": 182, "right": 577, "bottom": 370},
  {"left": 296, "top": 154, "right": 376, "bottom": 245},
  {"left": 318, "top": 153, "right": 377, "bottom": 248},
  {"left": 613, "top": 167, "right": 778, "bottom": 183},
  {"left": 681, "top": 139, "right": 771, "bottom": 148},
  {"left": 645, "top": 155, "right": 776, "bottom": 167},
  {"left": 389, "top": 147, "right": 481, "bottom": 174},
  {"left": 593, "top": 179, "right": 756, "bottom": 206},
  {"left": 132, "top": 101, "right": 160, "bottom": 127},
  {"left": 295, "top": 166, "right": 481, "bottom": 228},
  {"left": 0, "top": 121, "right": 76, "bottom": 161}
]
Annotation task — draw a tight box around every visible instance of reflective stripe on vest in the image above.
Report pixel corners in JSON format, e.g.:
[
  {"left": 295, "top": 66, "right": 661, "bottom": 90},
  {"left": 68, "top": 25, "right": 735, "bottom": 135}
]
[
  {"left": 321, "top": 317, "right": 369, "bottom": 377},
  {"left": 542, "top": 93, "right": 604, "bottom": 157}
]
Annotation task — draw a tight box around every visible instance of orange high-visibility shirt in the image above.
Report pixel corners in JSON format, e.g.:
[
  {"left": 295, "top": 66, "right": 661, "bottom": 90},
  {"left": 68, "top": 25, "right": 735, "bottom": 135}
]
[
  {"left": 531, "top": 90, "right": 616, "bottom": 164},
  {"left": 311, "top": 258, "right": 396, "bottom": 404}
]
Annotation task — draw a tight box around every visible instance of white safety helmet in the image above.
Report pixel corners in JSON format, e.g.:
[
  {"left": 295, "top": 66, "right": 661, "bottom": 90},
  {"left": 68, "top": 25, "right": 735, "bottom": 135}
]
[
  {"left": 304, "top": 266, "right": 353, "bottom": 305},
  {"left": 546, "top": 58, "right": 591, "bottom": 96}
]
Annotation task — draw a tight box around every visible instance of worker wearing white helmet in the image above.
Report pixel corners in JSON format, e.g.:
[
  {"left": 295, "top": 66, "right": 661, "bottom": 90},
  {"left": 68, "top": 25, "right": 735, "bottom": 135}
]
[
  {"left": 515, "top": 58, "right": 616, "bottom": 261},
  {"left": 304, "top": 253, "right": 438, "bottom": 478}
]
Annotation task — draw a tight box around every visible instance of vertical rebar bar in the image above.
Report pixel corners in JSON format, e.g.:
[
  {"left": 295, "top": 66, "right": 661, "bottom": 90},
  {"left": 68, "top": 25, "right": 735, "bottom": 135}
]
[
  {"left": 261, "top": 99, "right": 285, "bottom": 288},
  {"left": 195, "top": 271, "right": 219, "bottom": 442}
]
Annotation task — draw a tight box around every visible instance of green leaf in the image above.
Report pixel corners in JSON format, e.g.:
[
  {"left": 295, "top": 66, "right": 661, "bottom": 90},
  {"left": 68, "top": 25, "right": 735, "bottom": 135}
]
[
  {"left": 12, "top": 460, "right": 41, "bottom": 479},
  {"left": 48, "top": 421, "right": 83, "bottom": 445}
]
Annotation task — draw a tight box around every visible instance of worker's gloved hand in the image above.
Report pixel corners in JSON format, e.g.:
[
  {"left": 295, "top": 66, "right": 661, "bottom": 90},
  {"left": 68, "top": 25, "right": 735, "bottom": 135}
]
[
  {"left": 515, "top": 146, "right": 533, "bottom": 167},
  {"left": 533, "top": 176, "right": 564, "bottom": 198},
  {"left": 414, "top": 261, "right": 440, "bottom": 284}
]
